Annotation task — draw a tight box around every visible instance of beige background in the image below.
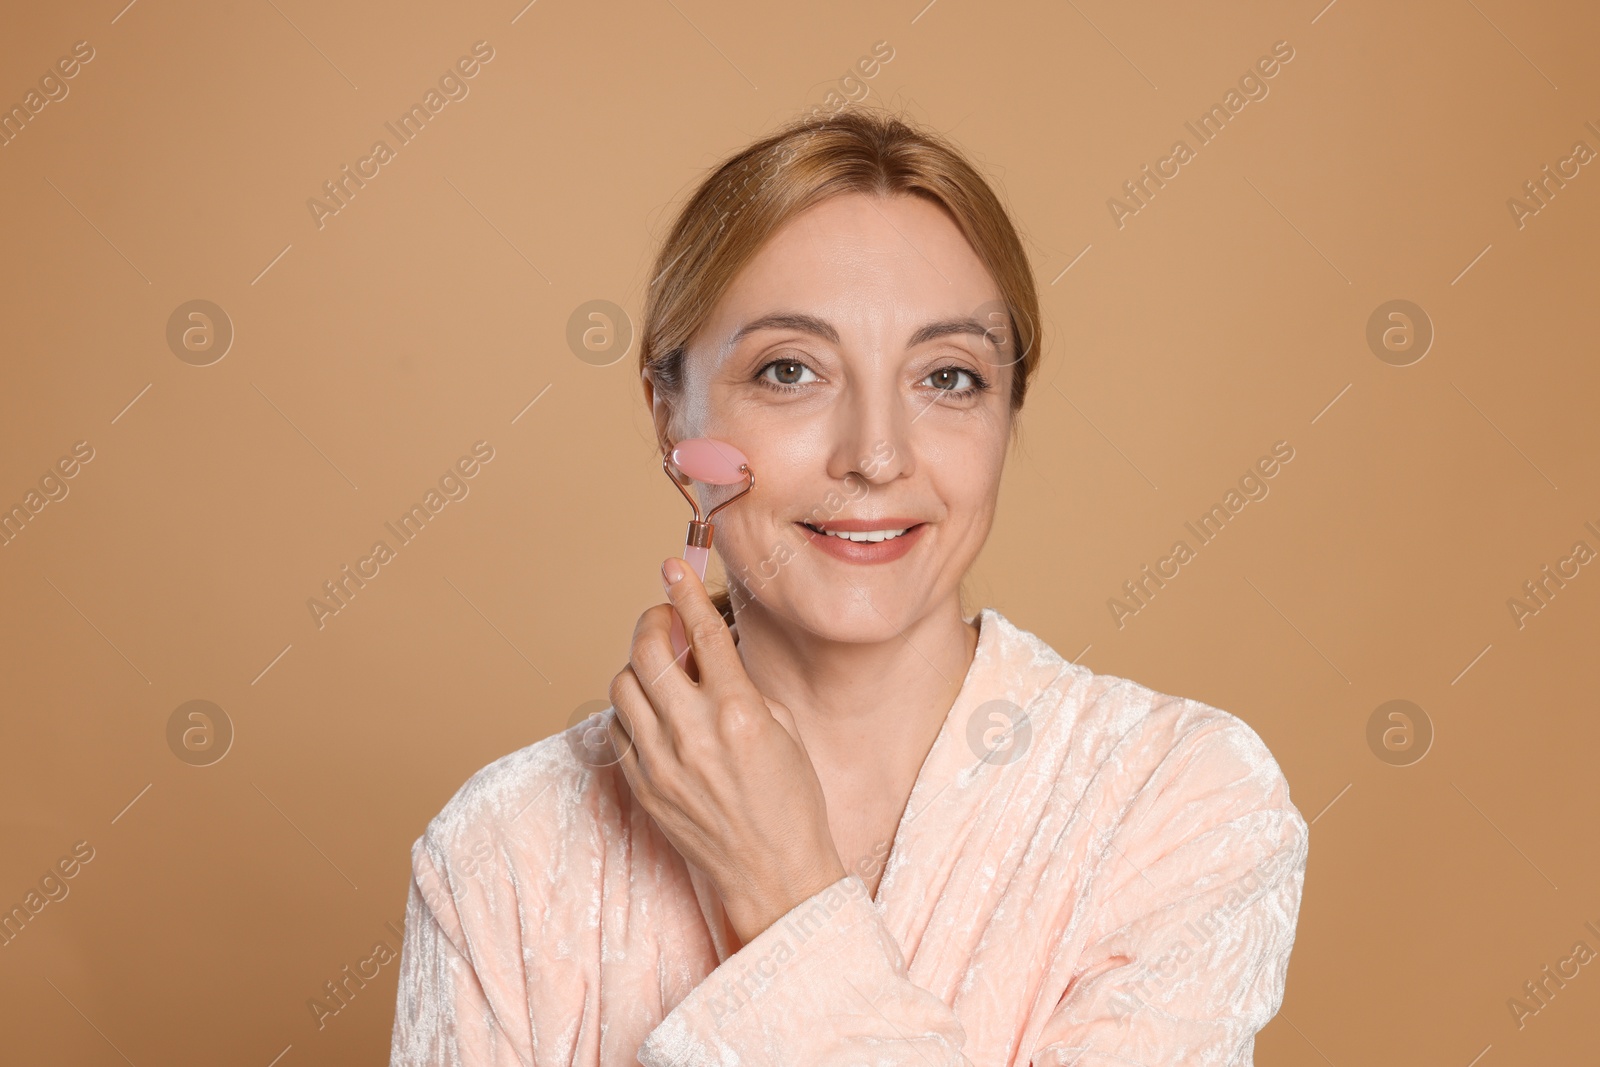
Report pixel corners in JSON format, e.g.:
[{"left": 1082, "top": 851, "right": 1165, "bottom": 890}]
[{"left": 2, "top": 0, "right": 1598, "bottom": 1063}]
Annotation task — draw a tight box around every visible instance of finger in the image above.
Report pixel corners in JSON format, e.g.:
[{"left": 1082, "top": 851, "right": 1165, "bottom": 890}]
[
  {"left": 630, "top": 603, "right": 699, "bottom": 700},
  {"left": 568, "top": 703, "right": 632, "bottom": 770},
  {"left": 660, "top": 556, "right": 743, "bottom": 694},
  {"left": 604, "top": 706, "right": 643, "bottom": 778},
  {"left": 600, "top": 703, "right": 637, "bottom": 765},
  {"left": 608, "top": 663, "right": 663, "bottom": 754}
]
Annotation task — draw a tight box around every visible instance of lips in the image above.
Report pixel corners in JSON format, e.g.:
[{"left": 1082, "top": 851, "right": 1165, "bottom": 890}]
[
  {"left": 794, "top": 519, "right": 927, "bottom": 563},
  {"left": 800, "top": 518, "right": 924, "bottom": 533}
]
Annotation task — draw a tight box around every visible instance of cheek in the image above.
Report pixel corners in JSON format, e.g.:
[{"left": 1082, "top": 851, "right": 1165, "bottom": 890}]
[
  {"left": 713, "top": 517, "right": 800, "bottom": 590},
  {"left": 709, "top": 468, "right": 813, "bottom": 565},
  {"left": 934, "top": 440, "right": 1006, "bottom": 506}
]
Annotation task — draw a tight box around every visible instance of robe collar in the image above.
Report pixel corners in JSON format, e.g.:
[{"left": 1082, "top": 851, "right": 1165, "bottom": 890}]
[{"left": 687, "top": 606, "right": 1073, "bottom": 963}]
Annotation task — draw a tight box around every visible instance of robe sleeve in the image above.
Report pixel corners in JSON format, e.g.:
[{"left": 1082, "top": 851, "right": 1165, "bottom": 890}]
[
  {"left": 389, "top": 833, "right": 534, "bottom": 1067},
  {"left": 635, "top": 870, "right": 971, "bottom": 1067},
  {"left": 635, "top": 712, "right": 1307, "bottom": 1067}
]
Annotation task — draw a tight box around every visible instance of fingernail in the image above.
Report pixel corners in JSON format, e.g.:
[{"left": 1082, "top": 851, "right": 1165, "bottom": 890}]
[{"left": 663, "top": 558, "right": 684, "bottom": 585}]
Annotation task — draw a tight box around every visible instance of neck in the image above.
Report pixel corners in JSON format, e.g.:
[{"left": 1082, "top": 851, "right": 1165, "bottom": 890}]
[{"left": 730, "top": 596, "right": 980, "bottom": 779}]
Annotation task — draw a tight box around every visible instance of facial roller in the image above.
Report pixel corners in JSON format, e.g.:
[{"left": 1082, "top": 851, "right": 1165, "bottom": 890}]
[{"left": 662, "top": 438, "right": 755, "bottom": 665}]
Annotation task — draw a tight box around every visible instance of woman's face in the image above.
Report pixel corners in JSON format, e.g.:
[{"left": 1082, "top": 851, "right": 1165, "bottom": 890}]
[{"left": 649, "top": 191, "right": 1018, "bottom": 642}]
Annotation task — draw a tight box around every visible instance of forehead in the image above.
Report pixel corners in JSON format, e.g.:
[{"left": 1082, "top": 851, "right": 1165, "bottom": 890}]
[{"left": 702, "top": 192, "right": 1004, "bottom": 349}]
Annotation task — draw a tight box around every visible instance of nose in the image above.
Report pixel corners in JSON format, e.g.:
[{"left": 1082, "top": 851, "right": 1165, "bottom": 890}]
[{"left": 827, "top": 385, "right": 913, "bottom": 487}]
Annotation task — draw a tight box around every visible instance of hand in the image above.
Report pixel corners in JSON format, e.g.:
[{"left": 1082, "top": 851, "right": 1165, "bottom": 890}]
[{"left": 606, "top": 558, "right": 847, "bottom": 946}]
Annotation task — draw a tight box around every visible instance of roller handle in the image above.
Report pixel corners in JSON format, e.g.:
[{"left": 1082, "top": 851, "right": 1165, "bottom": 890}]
[{"left": 668, "top": 542, "right": 711, "bottom": 669}]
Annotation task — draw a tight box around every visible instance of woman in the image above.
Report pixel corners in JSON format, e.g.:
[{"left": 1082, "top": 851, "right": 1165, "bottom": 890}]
[{"left": 390, "top": 109, "right": 1308, "bottom": 1066}]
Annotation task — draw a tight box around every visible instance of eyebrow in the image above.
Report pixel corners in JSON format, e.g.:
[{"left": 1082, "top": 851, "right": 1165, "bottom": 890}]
[{"left": 724, "top": 312, "right": 992, "bottom": 353}]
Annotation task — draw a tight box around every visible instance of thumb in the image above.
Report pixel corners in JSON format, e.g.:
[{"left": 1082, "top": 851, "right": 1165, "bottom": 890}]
[{"left": 662, "top": 556, "right": 739, "bottom": 685}]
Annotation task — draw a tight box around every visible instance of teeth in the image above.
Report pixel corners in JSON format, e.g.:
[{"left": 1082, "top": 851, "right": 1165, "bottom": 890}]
[{"left": 807, "top": 524, "right": 910, "bottom": 543}]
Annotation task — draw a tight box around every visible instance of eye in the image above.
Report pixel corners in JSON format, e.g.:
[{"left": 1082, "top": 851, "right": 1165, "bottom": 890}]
[
  {"left": 756, "top": 358, "right": 820, "bottom": 391},
  {"left": 923, "top": 365, "right": 988, "bottom": 396}
]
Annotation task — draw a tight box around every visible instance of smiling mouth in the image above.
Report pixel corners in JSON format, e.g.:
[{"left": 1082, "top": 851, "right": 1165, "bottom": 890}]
[{"left": 798, "top": 521, "right": 925, "bottom": 543}]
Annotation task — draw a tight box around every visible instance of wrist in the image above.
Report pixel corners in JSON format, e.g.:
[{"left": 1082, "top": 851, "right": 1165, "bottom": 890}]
[{"left": 726, "top": 858, "right": 848, "bottom": 946}]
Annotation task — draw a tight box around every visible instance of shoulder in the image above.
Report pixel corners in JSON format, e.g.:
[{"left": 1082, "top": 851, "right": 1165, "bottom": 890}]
[
  {"left": 983, "top": 628, "right": 1313, "bottom": 940},
  {"left": 990, "top": 611, "right": 1301, "bottom": 829},
  {"left": 1084, "top": 670, "right": 1295, "bottom": 813},
  {"left": 1055, "top": 664, "right": 1309, "bottom": 892},
  {"left": 408, "top": 712, "right": 627, "bottom": 908}
]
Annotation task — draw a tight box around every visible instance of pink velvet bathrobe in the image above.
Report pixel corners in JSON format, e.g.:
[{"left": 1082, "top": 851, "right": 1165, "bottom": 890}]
[{"left": 390, "top": 607, "right": 1309, "bottom": 1066}]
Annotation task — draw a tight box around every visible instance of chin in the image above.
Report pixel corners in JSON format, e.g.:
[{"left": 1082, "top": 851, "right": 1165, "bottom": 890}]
[{"left": 783, "top": 591, "right": 927, "bottom": 644}]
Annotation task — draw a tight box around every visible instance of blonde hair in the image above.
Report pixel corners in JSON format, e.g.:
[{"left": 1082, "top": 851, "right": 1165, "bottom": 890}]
[{"left": 639, "top": 107, "right": 1043, "bottom": 623}]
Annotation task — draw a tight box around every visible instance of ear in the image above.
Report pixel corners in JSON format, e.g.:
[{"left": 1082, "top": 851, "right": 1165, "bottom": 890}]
[{"left": 641, "top": 367, "right": 674, "bottom": 453}]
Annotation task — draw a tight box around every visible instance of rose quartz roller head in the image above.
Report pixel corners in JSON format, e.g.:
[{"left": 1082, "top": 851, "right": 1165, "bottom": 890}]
[{"left": 663, "top": 438, "right": 755, "bottom": 663}]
